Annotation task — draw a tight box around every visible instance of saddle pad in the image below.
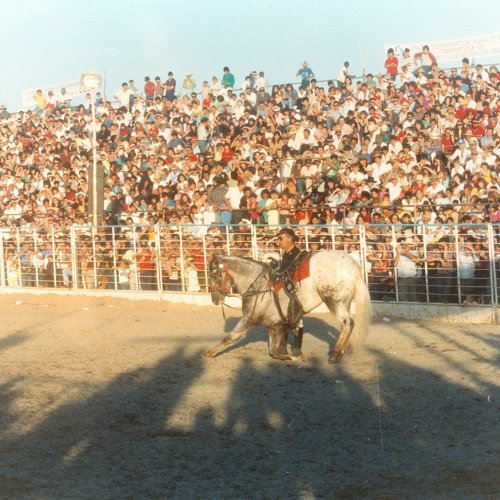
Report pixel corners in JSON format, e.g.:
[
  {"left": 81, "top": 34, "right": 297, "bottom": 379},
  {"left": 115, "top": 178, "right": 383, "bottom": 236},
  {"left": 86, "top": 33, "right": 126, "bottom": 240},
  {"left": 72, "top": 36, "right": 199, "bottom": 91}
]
[{"left": 273, "top": 256, "right": 311, "bottom": 293}]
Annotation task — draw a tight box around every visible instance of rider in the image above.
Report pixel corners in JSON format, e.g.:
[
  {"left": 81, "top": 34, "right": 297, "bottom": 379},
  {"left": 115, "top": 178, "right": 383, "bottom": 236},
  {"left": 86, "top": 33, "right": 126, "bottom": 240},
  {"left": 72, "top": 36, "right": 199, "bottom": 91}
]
[{"left": 273, "top": 227, "right": 304, "bottom": 353}]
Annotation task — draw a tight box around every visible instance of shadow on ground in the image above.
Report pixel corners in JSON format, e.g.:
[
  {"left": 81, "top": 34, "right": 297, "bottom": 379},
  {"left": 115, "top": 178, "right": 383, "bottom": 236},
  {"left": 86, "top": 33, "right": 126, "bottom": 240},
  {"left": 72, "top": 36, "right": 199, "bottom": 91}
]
[{"left": 0, "top": 322, "right": 498, "bottom": 498}]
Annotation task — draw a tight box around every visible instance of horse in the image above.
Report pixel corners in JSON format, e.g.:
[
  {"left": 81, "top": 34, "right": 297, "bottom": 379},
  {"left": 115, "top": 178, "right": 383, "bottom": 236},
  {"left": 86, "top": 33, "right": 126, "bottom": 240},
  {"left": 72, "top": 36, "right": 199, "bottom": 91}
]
[{"left": 206, "top": 250, "right": 371, "bottom": 362}]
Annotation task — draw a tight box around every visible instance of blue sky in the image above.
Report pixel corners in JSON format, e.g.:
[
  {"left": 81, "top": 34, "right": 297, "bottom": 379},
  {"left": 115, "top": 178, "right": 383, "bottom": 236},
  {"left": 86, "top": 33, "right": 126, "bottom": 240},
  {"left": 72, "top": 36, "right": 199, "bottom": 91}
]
[{"left": 1, "top": 0, "right": 499, "bottom": 110}]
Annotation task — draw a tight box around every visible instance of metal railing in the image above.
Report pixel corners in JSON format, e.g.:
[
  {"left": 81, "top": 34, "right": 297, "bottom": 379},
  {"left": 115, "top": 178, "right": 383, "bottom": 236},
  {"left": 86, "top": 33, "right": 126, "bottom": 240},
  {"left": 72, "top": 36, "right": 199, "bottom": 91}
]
[{"left": 1, "top": 222, "right": 499, "bottom": 305}]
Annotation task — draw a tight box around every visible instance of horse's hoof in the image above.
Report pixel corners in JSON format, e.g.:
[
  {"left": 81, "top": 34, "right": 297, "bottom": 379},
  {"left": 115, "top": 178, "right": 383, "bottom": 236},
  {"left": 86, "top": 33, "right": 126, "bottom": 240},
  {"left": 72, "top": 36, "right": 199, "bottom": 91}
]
[
  {"left": 203, "top": 351, "right": 216, "bottom": 359},
  {"left": 329, "top": 351, "right": 343, "bottom": 363},
  {"left": 288, "top": 354, "right": 305, "bottom": 362}
]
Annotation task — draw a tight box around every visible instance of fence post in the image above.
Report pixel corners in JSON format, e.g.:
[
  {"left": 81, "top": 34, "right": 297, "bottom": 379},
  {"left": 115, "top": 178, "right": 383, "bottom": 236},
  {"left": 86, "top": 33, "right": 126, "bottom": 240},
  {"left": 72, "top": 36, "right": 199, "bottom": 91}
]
[
  {"left": 154, "top": 224, "right": 162, "bottom": 298},
  {"left": 250, "top": 224, "right": 258, "bottom": 260},
  {"left": 69, "top": 227, "right": 78, "bottom": 290},
  {"left": 111, "top": 226, "right": 118, "bottom": 291},
  {"left": 422, "top": 225, "right": 430, "bottom": 304},
  {"left": 50, "top": 228, "right": 57, "bottom": 288},
  {"left": 0, "top": 228, "right": 5, "bottom": 288},
  {"left": 391, "top": 225, "right": 399, "bottom": 303},
  {"left": 202, "top": 231, "right": 209, "bottom": 293},
  {"left": 91, "top": 226, "right": 98, "bottom": 288},
  {"left": 224, "top": 225, "right": 231, "bottom": 256},
  {"left": 131, "top": 229, "right": 139, "bottom": 291},
  {"left": 15, "top": 227, "right": 21, "bottom": 287},
  {"left": 454, "top": 225, "right": 462, "bottom": 304},
  {"left": 331, "top": 226, "right": 337, "bottom": 250},
  {"left": 359, "top": 225, "right": 368, "bottom": 284},
  {"left": 487, "top": 223, "right": 498, "bottom": 306},
  {"left": 178, "top": 227, "right": 186, "bottom": 292}
]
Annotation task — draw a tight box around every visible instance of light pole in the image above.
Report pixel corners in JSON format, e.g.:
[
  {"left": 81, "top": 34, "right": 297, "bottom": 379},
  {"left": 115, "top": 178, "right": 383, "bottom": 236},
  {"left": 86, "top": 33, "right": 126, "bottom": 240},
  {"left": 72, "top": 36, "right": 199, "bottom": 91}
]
[{"left": 80, "top": 73, "right": 102, "bottom": 226}]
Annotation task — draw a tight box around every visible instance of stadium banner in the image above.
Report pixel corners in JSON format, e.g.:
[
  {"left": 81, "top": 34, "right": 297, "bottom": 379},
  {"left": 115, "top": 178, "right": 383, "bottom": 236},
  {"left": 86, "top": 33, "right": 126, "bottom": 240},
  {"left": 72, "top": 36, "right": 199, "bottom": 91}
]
[
  {"left": 384, "top": 32, "right": 500, "bottom": 64},
  {"left": 21, "top": 80, "right": 85, "bottom": 109}
]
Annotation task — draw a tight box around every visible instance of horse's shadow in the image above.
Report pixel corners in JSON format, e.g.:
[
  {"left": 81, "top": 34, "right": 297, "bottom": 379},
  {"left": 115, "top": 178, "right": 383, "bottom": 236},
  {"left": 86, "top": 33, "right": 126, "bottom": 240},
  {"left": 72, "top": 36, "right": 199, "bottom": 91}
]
[{"left": 221, "top": 315, "right": 339, "bottom": 355}]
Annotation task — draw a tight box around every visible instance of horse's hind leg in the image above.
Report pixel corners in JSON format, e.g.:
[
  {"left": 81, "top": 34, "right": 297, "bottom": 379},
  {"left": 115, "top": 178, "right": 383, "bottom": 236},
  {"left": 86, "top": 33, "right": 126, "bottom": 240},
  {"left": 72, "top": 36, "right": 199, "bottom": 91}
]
[
  {"left": 269, "top": 324, "right": 295, "bottom": 361},
  {"left": 204, "top": 317, "right": 250, "bottom": 359},
  {"left": 326, "top": 300, "right": 354, "bottom": 363}
]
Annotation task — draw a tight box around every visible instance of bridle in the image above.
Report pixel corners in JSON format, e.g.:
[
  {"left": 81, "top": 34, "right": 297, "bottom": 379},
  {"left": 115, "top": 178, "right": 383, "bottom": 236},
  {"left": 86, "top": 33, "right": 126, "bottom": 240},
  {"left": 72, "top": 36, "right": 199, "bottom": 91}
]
[
  {"left": 209, "top": 261, "right": 235, "bottom": 303},
  {"left": 209, "top": 257, "right": 272, "bottom": 328},
  {"left": 210, "top": 258, "right": 271, "bottom": 299}
]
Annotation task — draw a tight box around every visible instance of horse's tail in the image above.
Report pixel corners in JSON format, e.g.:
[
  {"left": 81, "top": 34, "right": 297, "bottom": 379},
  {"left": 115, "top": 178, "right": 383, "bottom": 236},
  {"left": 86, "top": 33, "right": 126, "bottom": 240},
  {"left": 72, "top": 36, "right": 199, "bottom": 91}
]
[{"left": 349, "top": 270, "right": 372, "bottom": 353}]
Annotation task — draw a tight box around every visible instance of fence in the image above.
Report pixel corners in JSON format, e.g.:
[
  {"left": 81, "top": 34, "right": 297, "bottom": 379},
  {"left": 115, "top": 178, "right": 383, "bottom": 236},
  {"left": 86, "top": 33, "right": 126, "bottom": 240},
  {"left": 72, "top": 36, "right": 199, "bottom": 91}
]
[{"left": 1, "top": 223, "right": 499, "bottom": 306}]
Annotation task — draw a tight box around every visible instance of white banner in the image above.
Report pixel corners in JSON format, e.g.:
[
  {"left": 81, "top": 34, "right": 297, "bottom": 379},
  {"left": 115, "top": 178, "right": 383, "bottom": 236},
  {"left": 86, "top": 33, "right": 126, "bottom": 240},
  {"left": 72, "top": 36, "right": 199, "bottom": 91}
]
[
  {"left": 21, "top": 80, "right": 90, "bottom": 109},
  {"left": 384, "top": 32, "right": 500, "bottom": 64}
]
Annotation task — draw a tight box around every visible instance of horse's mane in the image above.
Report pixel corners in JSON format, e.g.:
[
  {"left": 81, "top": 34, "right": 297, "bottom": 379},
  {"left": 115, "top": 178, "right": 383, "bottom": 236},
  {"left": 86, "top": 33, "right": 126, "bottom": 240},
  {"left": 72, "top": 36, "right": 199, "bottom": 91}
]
[{"left": 222, "top": 255, "right": 270, "bottom": 274}]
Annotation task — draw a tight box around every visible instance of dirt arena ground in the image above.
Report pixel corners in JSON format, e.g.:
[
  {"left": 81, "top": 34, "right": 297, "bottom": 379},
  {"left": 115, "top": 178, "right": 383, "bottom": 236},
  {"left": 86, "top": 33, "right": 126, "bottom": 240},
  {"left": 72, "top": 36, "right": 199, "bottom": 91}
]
[{"left": 0, "top": 294, "right": 498, "bottom": 499}]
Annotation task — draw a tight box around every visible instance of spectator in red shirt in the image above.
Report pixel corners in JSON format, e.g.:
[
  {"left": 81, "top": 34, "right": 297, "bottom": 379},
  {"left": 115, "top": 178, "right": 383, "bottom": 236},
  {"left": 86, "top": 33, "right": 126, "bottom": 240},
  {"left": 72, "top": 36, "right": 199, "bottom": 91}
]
[
  {"left": 413, "top": 45, "right": 437, "bottom": 77},
  {"left": 144, "top": 76, "right": 155, "bottom": 103},
  {"left": 136, "top": 242, "right": 157, "bottom": 291},
  {"left": 384, "top": 48, "right": 399, "bottom": 82}
]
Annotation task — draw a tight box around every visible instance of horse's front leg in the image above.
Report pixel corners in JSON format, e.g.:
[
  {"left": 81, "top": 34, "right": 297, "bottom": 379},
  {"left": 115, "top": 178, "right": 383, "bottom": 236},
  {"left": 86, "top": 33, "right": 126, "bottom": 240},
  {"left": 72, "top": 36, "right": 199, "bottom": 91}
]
[{"left": 204, "top": 317, "right": 251, "bottom": 359}]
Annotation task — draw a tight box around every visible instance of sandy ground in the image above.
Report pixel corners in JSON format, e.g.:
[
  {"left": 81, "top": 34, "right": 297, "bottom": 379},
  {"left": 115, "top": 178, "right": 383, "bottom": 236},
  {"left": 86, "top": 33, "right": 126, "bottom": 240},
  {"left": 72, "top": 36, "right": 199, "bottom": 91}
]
[{"left": 0, "top": 293, "right": 498, "bottom": 499}]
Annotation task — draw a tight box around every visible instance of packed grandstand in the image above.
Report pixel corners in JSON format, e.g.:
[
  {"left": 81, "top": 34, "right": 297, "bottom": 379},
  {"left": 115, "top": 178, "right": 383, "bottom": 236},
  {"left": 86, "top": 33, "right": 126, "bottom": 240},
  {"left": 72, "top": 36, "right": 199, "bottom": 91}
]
[{"left": 0, "top": 50, "right": 499, "bottom": 303}]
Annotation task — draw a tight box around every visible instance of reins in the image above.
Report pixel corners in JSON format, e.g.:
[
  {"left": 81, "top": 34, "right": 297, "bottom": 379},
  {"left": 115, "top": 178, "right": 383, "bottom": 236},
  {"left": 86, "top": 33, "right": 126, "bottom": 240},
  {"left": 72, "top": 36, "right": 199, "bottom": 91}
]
[{"left": 217, "top": 266, "right": 272, "bottom": 331}]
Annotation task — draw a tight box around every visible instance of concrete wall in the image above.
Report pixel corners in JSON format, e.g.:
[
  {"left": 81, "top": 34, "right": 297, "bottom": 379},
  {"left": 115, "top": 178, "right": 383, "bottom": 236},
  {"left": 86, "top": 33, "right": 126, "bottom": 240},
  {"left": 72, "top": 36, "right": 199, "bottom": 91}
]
[{"left": 1, "top": 288, "right": 497, "bottom": 325}]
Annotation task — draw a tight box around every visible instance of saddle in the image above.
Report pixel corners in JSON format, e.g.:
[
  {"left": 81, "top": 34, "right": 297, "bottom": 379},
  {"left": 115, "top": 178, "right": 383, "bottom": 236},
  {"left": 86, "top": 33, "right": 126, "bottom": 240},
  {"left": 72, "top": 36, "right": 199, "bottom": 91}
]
[{"left": 269, "top": 250, "right": 311, "bottom": 328}]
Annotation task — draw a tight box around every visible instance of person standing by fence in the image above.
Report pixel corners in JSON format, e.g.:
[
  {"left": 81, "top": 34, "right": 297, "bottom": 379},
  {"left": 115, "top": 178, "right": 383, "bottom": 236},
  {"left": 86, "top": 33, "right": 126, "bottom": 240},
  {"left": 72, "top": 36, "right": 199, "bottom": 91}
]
[
  {"left": 395, "top": 240, "right": 421, "bottom": 302},
  {"left": 136, "top": 241, "right": 157, "bottom": 291}
]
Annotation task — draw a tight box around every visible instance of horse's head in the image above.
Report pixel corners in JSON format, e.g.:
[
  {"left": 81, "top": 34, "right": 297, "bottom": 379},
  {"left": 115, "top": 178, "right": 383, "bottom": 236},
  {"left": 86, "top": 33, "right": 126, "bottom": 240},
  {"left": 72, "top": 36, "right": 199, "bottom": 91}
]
[{"left": 209, "top": 255, "right": 233, "bottom": 305}]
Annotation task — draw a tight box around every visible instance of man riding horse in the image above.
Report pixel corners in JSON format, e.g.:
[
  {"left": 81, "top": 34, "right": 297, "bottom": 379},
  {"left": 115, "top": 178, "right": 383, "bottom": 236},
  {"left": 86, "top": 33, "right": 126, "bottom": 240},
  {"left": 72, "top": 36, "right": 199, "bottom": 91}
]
[{"left": 270, "top": 227, "right": 308, "bottom": 352}]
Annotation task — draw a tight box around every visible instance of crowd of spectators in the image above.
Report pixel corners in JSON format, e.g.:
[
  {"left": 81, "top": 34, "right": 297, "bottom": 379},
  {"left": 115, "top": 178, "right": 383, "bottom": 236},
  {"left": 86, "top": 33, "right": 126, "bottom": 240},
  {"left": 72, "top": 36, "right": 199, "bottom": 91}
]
[
  {"left": 1, "top": 51, "right": 500, "bottom": 229},
  {"left": 0, "top": 48, "right": 500, "bottom": 302}
]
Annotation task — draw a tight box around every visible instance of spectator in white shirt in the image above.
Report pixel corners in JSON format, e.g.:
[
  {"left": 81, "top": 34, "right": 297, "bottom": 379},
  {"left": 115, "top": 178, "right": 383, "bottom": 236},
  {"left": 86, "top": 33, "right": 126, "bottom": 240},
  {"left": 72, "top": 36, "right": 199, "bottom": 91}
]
[{"left": 114, "top": 82, "right": 132, "bottom": 109}]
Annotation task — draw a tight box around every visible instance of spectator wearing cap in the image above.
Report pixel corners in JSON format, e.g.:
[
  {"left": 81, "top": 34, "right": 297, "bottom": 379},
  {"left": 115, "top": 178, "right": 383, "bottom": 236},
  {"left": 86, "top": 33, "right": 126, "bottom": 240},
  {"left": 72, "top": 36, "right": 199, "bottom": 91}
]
[
  {"left": 456, "top": 238, "right": 479, "bottom": 301},
  {"left": 395, "top": 239, "right": 422, "bottom": 302},
  {"left": 426, "top": 175, "right": 445, "bottom": 198},
  {"left": 256, "top": 87, "right": 271, "bottom": 105},
  {"left": 182, "top": 73, "right": 196, "bottom": 96},
  {"left": 0, "top": 104, "right": 10, "bottom": 120},
  {"left": 386, "top": 173, "right": 403, "bottom": 202},
  {"left": 449, "top": 138, "right": 469, "bottom": 165},
  {"left": 465, "top": 148, "right": 482, "bottom": 174},
  {"left": 296, "top": 61, "right": 314, "bottom": 89}
]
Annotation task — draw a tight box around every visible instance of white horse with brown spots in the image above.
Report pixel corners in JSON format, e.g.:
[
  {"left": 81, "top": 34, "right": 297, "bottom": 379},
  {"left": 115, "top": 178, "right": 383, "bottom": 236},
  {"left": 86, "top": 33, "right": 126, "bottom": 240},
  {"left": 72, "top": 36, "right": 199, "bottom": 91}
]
[{"left": 206, "top": 251, "right": 371, "bottom": 362}]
